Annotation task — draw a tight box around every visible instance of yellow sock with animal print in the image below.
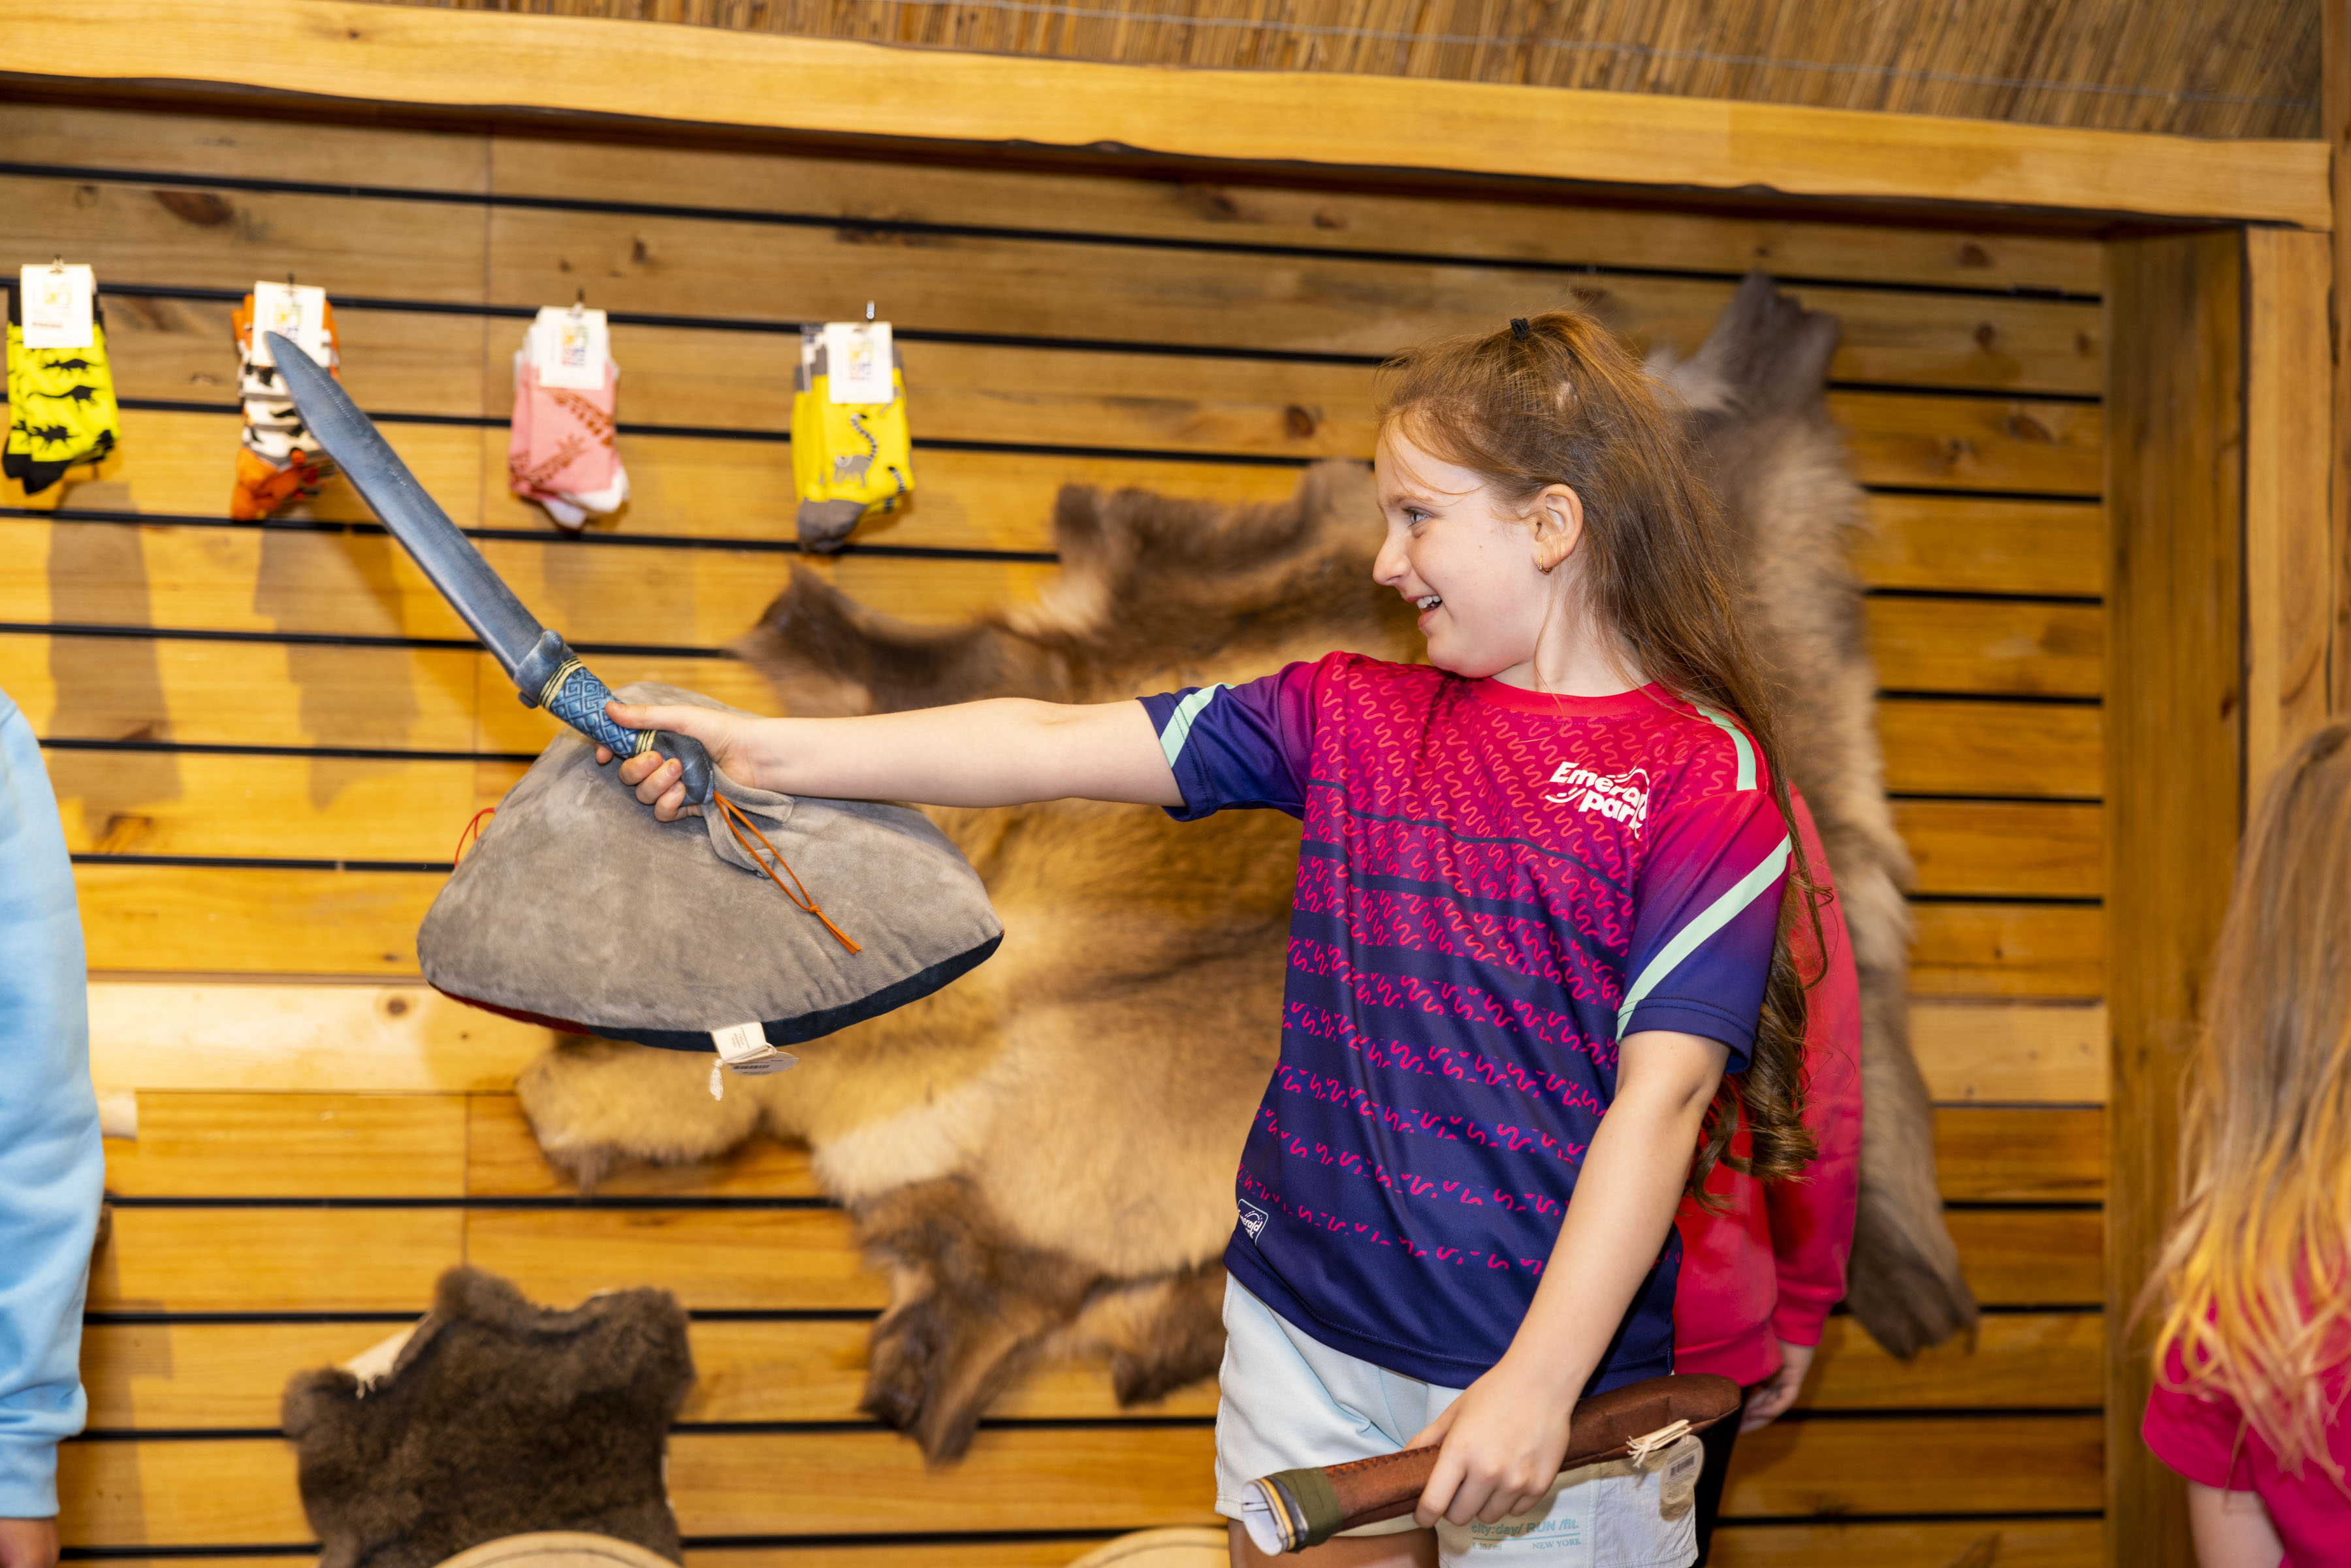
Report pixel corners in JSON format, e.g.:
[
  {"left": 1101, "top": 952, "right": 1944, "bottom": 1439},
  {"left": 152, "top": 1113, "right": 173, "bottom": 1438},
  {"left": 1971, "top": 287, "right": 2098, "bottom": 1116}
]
[{"left": 5, "top": 288, "right": 121, "bottom": 498}]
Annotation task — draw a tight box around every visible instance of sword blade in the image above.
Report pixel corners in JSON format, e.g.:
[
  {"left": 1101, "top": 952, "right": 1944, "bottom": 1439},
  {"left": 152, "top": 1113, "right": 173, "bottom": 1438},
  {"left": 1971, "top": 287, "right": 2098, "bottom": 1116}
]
[{"left": 266, "top": 332, "right": 547, "bottom": 679}]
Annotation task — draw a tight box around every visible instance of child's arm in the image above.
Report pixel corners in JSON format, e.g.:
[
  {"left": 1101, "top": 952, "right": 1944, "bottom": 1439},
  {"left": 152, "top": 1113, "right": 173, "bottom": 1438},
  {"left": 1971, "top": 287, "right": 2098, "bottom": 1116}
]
[
  {"left": 1409, "top": 1027, "right": 1729, "bottom": 1529},
  {"left": 2187, "top": 1482, "right": 2284, "bottom": 1568},
  {"left": 598, "top": 698, "right": 1183, "bottom": 817}
]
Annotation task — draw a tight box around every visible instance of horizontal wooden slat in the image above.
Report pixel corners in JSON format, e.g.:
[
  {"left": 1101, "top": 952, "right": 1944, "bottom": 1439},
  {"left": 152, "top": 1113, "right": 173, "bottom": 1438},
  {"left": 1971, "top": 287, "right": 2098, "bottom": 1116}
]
[
  {"left": 88, "top": 981, "right": 554, "bottom": 1095},
  {"left": 1866, "top": 599, "right": 2103, "bottom": 698},
  {"left": 1854, "top": 496, "right": 2101, "bottom": 598},
  {"left": 1911, "top": 1001, "right": 2106, "bottom": 1104},
  {"left": 74, "top": 864, "right": 439, "bottom": 974},
  {"left": 74, "top": 867, "right": 2100, "bottom": 984},
  {"left": 44, "top": 748, "right": 2099, "bottom": 906},
  {"left": 0, "top": 101, "right": 2102, "bottom": 298},
  {"left": 0, "top": 630, "right": 775, "bottom": 752},
  {"left": 89, "top": 1207, "right": 459, "bottom": 1313},
  {"left": 465, "top": 1092, "right": 825, "bottom": 1198},
  {"left": 1933, "top": 1107, "right": 2102, "bottom": 1202},
  {"left": 1708, "top": 1518, "right": 2099, "bottom": 1568},
  {"left": 1908, "top": 903, "right": 2102, "bottom": 999},
  {"left": 87, "top": 984, "right": 2087, "bottom": 1108},
  {"left": 1894, "top": 799, "right": 2100, "bottom": 899},
  {"left": 80, "top": 1304, "right": 2093, "bottom": 1433},
  {"left": 56, "top": 1425, "right": 1224, "bottom": 1546},
  {"left": 80, "top": 1318, "right": 1219, "bottom": 1432},
  {"left": 1798, "top": 1312, "right": 2102, "bottom": 1411},
  {"left": 1878, "top": 698, "right": 2102, "bottom": 800},
  {"left": 71, "top": 287, "right": 2106, "bottom": 492},
  {"left": 1, "top": 165, "right": 2100, "bottom": 392},
  {"left": 84, "top": 1199, "right": 2085, "bottom": 1316},
  {"left": 464, "top": 1208, "right": 888, "bottom": 1311},
  {"left": 1721, "top": 1415, "right": 2101, "bottom": 1516},
  {"left": 1949, "top": 1209, "right": 2102, "bottom": 1306},
  {"left": 57, "top": 1407, "right": 2105, "bottom": 1550},
  {"left": 104, "top": 1093, "right": 466, "bottom": 1196}
]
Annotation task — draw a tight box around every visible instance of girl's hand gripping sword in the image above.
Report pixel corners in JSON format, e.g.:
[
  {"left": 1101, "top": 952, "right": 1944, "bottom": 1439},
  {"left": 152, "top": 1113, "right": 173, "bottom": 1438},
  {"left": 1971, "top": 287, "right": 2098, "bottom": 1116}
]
[{"left": 264, "top": 332, "right": 714, "bottom": 806}]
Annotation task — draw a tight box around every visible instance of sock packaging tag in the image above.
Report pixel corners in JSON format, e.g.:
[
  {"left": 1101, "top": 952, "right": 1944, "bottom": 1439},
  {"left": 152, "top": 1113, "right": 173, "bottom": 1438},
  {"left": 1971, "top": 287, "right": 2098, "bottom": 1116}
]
[
  {"left": 821, "top": 320, "right": 893, "bottom": 404},
  {"left": 534, "top": 305, "right": 611, "bottom": 391},
  {"left": 19, "top": 263, "right": 95, "bottom": 349},
  {"left": 249, "top": 281, "right": 330, "bottom": 366}
]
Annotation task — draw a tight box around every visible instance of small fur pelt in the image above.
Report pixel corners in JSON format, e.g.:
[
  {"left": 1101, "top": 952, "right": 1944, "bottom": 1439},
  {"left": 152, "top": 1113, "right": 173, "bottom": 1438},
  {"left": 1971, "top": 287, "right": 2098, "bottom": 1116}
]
[
  {"left": 513, "top": 276, "right": 1971, "bottom": 1462},
  {"left": 282, "top": 1267, "right": 694, "bottom": 1568}
]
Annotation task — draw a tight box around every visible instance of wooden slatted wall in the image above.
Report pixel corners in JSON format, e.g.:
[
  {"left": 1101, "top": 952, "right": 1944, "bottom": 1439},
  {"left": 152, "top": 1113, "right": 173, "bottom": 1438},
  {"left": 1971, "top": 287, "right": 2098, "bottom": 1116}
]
[{"left": 2, "top": 98, "right": 2106, "bottom": 1566}]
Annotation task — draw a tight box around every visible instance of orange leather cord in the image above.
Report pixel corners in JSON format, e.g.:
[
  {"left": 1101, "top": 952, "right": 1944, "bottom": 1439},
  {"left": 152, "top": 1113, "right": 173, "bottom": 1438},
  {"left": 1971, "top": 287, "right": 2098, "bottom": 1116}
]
[
  {"left": 453, "top": 806, "right": 496, "bottom": 865},
  {"left": 715, "top": 795, "right": 861, "bottom": 954}
]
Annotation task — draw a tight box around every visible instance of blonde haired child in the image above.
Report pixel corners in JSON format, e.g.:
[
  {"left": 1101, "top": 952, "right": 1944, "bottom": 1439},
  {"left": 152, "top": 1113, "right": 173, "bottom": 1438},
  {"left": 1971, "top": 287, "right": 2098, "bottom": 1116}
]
[
  {"left": 604, "top": 311, "right": 1825, "bottom": 1566},
  {"left": 2143, "top": 722, "right": 2351, "bottom": 1567}
]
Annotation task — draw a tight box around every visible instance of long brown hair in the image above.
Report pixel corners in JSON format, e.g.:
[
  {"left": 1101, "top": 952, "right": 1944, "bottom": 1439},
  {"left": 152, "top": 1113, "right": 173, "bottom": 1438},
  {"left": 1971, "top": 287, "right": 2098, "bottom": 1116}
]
[
  {"left": 2145, "top": 721, "right": 2351, "bottom": 1486},
  {"left": 1376, "top": 308, "right": 1821, "bottom": 1189}
]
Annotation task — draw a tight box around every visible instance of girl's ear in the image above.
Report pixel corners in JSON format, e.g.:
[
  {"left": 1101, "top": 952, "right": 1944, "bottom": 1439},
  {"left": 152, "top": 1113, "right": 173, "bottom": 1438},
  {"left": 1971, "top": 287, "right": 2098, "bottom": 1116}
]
[{"left": 1529, "top": 484, "right": 1584, "bottom": 575}]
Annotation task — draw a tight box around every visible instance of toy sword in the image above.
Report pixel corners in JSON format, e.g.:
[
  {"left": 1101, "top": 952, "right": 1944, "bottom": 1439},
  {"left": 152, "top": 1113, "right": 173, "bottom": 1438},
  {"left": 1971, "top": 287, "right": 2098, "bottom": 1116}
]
[{"left": 264, "top": 331, "right": 714, "bottom": 807}]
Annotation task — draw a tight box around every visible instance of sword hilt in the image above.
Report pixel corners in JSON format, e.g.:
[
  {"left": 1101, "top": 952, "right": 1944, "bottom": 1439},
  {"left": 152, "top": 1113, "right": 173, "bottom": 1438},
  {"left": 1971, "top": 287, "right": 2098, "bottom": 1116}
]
[{"left": 515, "top": 632, "right": 715, "bottom": 807}]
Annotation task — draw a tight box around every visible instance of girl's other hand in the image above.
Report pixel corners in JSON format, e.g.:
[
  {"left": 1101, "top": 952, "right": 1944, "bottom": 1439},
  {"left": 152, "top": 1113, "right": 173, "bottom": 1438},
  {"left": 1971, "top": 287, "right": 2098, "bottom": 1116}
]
[
  {"left": 1739, "top": 1339, "right": 1814, "bottom": 1432},
  {"left": 594, "top": 701, "right": 753, "bottom": 821},
  {"left": 1407, "top": 1356, "right": 1575, "bottom": 1528}
]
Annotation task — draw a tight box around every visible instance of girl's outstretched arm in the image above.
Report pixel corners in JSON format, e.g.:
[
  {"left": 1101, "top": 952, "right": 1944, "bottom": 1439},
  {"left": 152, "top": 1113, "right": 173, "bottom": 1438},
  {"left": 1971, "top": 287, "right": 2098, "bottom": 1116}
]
[
  {"left": 1408, "top": 1028, "right": 1728, "bottom": 1529},
  {"left": 598, "top": 697, "right": 1183, "bottom": 818}
]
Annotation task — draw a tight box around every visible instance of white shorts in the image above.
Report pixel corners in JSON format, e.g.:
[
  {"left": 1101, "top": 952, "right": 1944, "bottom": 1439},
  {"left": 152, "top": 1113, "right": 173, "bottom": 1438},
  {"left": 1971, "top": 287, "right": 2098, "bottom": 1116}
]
[{"left": 1212, "top": 1278, "right": 1699, "bottom": 1567}]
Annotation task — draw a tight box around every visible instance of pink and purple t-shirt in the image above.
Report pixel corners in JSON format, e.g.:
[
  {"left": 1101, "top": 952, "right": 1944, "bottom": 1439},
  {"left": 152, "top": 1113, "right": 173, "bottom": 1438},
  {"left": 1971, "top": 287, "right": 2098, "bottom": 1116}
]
[{"left": 1138, "top": 652, "right": 1792, "bottom": 1389}]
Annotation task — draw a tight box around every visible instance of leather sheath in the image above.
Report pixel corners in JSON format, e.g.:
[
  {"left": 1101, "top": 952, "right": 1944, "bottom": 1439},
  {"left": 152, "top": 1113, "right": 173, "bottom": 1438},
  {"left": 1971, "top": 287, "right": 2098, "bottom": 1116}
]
[{"left": 1240, "top": 1371, "right": 1739, "bottom": 1554}]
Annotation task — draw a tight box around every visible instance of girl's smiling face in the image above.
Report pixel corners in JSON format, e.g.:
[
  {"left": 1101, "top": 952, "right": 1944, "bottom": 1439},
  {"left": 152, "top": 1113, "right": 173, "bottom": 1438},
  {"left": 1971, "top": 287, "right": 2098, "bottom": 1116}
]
[{"left": 1373, "top": 421, "right": 1588, "bottom": 686}]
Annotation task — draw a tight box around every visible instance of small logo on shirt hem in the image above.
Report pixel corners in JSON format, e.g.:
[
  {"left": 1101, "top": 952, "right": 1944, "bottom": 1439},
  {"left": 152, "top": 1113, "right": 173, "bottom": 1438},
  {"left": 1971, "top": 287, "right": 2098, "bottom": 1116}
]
[
  {"left": 1546, "top": 761, "right": 1650, "bottom": 833},
  {"left": 1237, "top": 1199, "right": 1270, "bottom": 1243}
]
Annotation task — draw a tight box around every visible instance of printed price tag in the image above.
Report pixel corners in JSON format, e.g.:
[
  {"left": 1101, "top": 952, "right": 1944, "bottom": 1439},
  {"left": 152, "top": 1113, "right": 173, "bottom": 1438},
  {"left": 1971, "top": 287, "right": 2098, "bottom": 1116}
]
[
  {"left": 1657, "top": 1433, "right": 1704, "bottom": 1511},
  {"left": 533, "top": 305, "right": 610, "bottom": 391},
  {"left": 249, "top": 281, "right": 329, "bottom": 366},
  {"left": 822, "top": 320, "right": 893, "bottom": 405},
  {"left": 19, "top": 263, "right": 95, "bottom": 349}
]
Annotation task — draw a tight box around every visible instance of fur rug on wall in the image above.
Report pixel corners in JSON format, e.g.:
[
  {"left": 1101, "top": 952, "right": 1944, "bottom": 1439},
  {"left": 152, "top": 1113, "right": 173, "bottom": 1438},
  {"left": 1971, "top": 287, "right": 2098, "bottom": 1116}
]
[
  {"left": 514, "top": 275, "right": 1972, "bottom": 1462},
  {"left": 283, "top": 1268, "right": 694, "bottom": 1568}
]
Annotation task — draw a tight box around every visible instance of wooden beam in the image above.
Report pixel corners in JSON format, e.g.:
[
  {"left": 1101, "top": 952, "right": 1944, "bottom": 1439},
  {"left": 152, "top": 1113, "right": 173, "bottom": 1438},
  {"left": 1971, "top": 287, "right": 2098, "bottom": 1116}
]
[
  {"left": 0, "top": 0, "right": 2327, "bottom": 229},
  {"left": 2102, "top": 231, "right": 2247, "bottom": 1568},
  {"left": 2244, "top": 227, "right": 2335, "bottom": 794},
  {"left": 2331, "top": 5, "right": 2351, "bottom": 719}
]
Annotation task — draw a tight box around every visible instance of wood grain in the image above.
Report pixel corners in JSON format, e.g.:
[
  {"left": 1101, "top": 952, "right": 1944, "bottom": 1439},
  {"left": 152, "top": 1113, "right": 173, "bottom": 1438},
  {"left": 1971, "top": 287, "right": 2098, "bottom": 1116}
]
[
  {"left": 1720, "top": 1414, "right": 2102, "bottom": 1515},
  {"left": 2102, "top": 231, "right": 2244, "bottom": 1563},
  {"left": 73, "top": 1200, "right": 2090, "bottom": 1315},
  {"left": 8, "top": 0, "right": 2325, "bottom": 226},
  {"left": 87, "top": 981, "right": 553, "bottom": 1095},
  {"left": 1798, "top": 1311, "right": 2102, "bottom": 1411},
  {"left": 74, "top": 863, "right": 441, "bottom": 974},
  {"left": 1907, "top": 903, "right": 2103, "bottom": 999},
  {"left": 1933, "top": 1106, "right": 2102, "bottom": 1202},
  {"left": 78, "top": 1308, "right": 2098, "bottom": 1432},
  {"left": 1852, "top": 496, "right": 2102, "bottom": 598},
  {"left": 88, "top": 1206, "right": 460, "bottom": 1312},
  {"left": 463, "top": 1208, "right": 889, "bottom": 1311},
  {"left": 1865, "top": 598, "right": 2103, "bottom": 698},
  {"left": 1877, "top": 699, "right": 2102, "bottom": 799},
  {"left": 0, "top": 100, "right": 2100, "bottom": 296},
  {"left": 2243, "top": 227, "right": 2335, "bottom": 793},
  {"left": 1949, "top": 1209, "right": 2103, "bottom": 1306},
  {"left": 1894, "top": 799, "right": 2100, "bottom": 898},
  {"left": 1707, "top": 1519, "right": 2099, "bottom": 1568},
  {"left": 1911, "top": 1000, "right": 2106, "bottom": 1104},
  {"left": 104, "top": 1092, "right": 467, "bottom": 1196}
]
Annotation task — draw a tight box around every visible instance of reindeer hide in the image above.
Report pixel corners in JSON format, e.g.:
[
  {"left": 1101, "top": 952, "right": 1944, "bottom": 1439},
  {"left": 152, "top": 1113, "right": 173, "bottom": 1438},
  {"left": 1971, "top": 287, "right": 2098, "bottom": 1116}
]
[{"left": 514, "top": 275, "right": 1971, "bottom": 1463}]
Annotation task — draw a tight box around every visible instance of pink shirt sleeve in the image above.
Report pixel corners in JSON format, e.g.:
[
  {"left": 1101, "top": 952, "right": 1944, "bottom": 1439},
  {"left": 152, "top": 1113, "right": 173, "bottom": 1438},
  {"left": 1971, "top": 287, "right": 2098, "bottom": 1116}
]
[
  {"left": 1765, "top": 797, "right": 1862, "bottom": 1347},
  {"left": 2143, "top": 1342, "right": 2258, "bottom": 1491}
]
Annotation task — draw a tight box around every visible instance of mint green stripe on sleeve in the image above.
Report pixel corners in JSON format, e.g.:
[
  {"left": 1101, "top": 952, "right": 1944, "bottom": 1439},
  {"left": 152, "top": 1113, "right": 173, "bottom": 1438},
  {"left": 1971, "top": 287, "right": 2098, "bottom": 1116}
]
[
  {"left": 1157, "top": 684, "right": 1227, "bottom": 767},
  {"left": 1615, "top": 835, "right": 1791, "bottom": 1040},
  {"left": 1690, "top": 702, "right": 1757, "bottom": 791}
]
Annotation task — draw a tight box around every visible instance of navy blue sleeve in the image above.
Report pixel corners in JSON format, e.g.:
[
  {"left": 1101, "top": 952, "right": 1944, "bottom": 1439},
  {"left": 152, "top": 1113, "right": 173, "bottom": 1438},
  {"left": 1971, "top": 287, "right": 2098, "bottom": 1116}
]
[{"left": 1136, "top": 661, "right": 1320, "bottom": 821}]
